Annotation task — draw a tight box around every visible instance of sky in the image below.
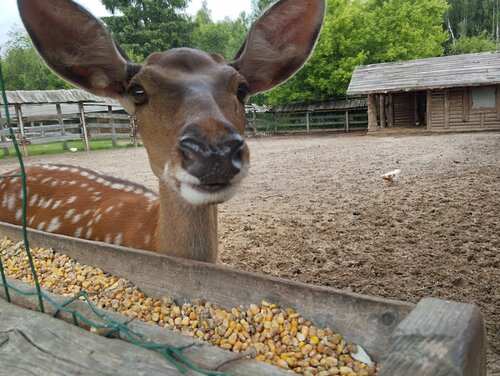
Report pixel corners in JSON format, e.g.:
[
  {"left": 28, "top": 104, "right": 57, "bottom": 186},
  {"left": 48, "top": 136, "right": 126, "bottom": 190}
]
[{"left": 0, "top": 0, "right": 253, "bottom": 46}]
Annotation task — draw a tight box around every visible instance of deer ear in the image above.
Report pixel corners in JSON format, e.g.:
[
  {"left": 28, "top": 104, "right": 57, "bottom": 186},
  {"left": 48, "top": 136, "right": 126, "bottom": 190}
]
[
  {"left": 232, "top": 0, "right": 326, "bottom": 95},
  {"left": 17, "top": 0, "right": 132, "bottom": 98}
]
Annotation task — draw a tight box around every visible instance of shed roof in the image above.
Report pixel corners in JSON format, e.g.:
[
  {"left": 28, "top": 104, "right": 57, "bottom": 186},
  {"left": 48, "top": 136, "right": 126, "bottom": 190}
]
[
  {"left": 347, "top": 51, "right": 500, "bottom": 95},
  {"left": 272, "top": 97, "right": 367, "bottom": 113},
  {"left": 0, "top": 89, "right": 118, "bottom": 105}
]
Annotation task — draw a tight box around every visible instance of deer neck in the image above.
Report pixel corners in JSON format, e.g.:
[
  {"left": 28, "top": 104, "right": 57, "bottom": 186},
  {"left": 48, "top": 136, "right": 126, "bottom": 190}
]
[{"left": 155, "top": 181, "right": 219, "bottom": 263}]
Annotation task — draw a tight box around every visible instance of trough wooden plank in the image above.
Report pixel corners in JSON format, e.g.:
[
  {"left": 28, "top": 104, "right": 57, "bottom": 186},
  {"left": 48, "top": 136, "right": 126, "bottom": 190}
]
[
  {"left": 0, "top": 277, "right": 290, "bottom": 376},
  {"left": 0, "top": 299, "right": 200, "bottom": 375},
  {"left": 379, "top": 298, "right": 486, "bottom": 376},
  {"left": 0, "top": 222, "right": 414, "bottom": 362}
]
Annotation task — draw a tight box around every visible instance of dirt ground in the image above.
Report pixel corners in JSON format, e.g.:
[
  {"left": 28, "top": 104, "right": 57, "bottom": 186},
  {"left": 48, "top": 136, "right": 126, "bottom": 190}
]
[{"left": 1, "top": 131, "right": 499, "bottom": 373}]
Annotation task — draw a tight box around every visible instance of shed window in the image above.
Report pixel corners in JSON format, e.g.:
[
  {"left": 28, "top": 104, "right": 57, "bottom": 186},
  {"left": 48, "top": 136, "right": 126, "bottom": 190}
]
[{"left": 471, "top": 86, "right": 496, "bottom": 109}]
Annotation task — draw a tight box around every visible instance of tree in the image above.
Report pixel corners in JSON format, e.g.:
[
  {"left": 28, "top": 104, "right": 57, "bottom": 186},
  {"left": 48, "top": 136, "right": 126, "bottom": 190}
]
[
  {"left": 1, "top": 25, "right": 71, "bottom": 90},
  {"left": 101, "top": 0, "right": 194, "bottom": 60},
  {"left": 449, "top": 33, "right": 497, "bottom": 54},
  {"left": 445, "top": 0, "right": 499, "bottom": 48},
  {"left": 262, "top": 0, "right": 449, "bottom": 104},
  {"left": 190, "top": 1, "right": 249, "bottom": 61}
]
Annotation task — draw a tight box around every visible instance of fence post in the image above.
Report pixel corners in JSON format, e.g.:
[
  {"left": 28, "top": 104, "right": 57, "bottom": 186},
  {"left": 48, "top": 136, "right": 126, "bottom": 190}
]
[
  {"left": 273, "top": 112, "right": 277, "bottom": 135},
  {"left": 131, "top": 117, "right": 138, "bottom": 148},
  {"left": 345, "top": 110, "right": 350, "bottom": 132},
  {"left": 56, "top": 103, "right": 69, "bottom": 151},
  {"left": 0, "top": 106, "right": 8, "bottom": 156},
  {"left": 368, "top": 94, "right": 378, "bottom": 132},
  {"left": 252, "top": 110, "right": 257, "bottom": 136},
  {"left": 15, "top": 104, "right": 29, "bottom": 157},
  {"left": 78, "top": 102, "right": 90, "bottom": 152},
  {"left": 108, "top": 105, "right": 117, "bottom": 147},
  {"left": 306, "top": 112, "right": 310, "bottom": 134}
]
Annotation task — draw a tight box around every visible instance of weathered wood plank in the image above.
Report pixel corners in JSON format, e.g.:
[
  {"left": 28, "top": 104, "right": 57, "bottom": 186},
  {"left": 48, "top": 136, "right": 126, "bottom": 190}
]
[
  {"left": 347, "top": 51, "right": 500, "bottom": 95},
  {"left": 0, "top": 277, "right": 291, "bottom": 376},
  {"left": 379, "top": 298, "right": 486, "bottom": 376},
  {"left": 0, "top": 299, "right": 200, "bottom": 376}
]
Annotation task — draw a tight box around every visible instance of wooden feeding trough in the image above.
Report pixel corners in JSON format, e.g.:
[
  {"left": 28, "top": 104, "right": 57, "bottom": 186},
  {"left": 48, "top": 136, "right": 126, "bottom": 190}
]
[{"left": 0, "top": 222, "right": 486, "bottom": 375}]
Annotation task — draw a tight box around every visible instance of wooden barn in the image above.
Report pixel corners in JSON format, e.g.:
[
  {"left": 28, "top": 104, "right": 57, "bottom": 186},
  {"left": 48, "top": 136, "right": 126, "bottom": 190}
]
[{"left": 347, "top": 51, "right": 500, "bottom": 132}]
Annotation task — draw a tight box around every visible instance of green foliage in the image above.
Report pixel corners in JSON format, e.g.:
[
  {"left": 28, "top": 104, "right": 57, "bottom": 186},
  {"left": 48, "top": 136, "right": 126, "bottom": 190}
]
[
  {"left": 101, "top": 0, "right": 194, "bottom": 60},
  {"left": 190, "top": 1, "right": 249, "bottom": 61},
  {"left": 263, "top": 0, "right": 449, "bottom": 104},
  {"left": 1, "top": 26, "right": 72, "bottom": 90},
  {"left": 449, "top": 33, "right": 498, "bottom": 54}
]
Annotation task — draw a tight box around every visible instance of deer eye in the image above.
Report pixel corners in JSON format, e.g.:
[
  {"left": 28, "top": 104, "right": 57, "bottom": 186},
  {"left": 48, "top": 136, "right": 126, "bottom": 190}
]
[
  {"left": 236, "top": 82, "right": 250, "bottom": 103},
  {"left": 130, "top": 84, "right": 148, "bottom": 105}
]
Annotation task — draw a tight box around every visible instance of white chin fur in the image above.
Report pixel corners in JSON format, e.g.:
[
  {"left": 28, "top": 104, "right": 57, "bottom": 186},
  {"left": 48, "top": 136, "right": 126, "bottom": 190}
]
[{"left": 180, "top": 183, "right": 240, "bottom": 205}]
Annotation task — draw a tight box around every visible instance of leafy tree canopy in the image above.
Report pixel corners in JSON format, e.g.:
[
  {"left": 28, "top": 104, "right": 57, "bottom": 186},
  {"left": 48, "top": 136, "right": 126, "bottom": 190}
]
[
  {"left": 101, "top": 0, "right": 194, "bottom": 61},
  {"left": 190, "top": 1, "right": 249, "bottom": 61},
  {"left": 264, "top": 0, "right": 449, "bottom": 104},
  {"left": 1, "top": 25, "right": 72, "bottom": 91}
]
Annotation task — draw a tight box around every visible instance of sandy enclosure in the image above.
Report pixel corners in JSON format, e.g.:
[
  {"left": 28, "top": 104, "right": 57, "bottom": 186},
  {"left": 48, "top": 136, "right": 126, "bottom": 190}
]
[{"left": 1, "top": 131, "right": 499, "bottom": 373}]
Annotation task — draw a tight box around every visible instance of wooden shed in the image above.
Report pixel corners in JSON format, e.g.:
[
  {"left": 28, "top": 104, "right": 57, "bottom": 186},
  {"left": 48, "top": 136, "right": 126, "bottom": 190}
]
[{"left": 347, "top": 51, "right": 500, "bottom": 132}]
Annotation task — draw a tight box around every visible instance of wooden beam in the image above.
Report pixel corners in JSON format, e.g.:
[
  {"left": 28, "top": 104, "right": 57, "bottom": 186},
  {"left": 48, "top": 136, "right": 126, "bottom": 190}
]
[
  {"left": 78, "top": 102, "right": 90, "bottom": 152},
  {"left": 56, "top": 103, "right": 69, "bottom": 151},
  {"left": 306, "top": 112, "right": 310, "bottom": 134},
  {"left": 444, "top": 89, "right": 450, "bottom": 129},
  {"left": 463, "top": 88, "right": 469, "bottom": 123},
  {"left": 345, "top": 110, "right": 350, "bottom": 132},
  {"left": 108, "top": 105, "right": 117, "bottom": 147},
  {"left": 15, "top": 104, "right": 28, "bottom": 157},
  {"left": 387, "top": 94, "right": 394, "bottom": 127},
  {"left": 368, "top": 94, "right": 378, "bottom": 131},
  {"left": 379, "top": 298, "right": 486, "bottom": 376},
  {"left": 426, "top": 90, "right": 432, "bottom": 130},
  {"left": 497, "top": 84, "right": 500, "bottom": 121},
  {"left": 414, "top": 92, "right": 418, "bottom": 125},
  {"left": 379, "top": 94, "right": 386, "bottom": 128}
]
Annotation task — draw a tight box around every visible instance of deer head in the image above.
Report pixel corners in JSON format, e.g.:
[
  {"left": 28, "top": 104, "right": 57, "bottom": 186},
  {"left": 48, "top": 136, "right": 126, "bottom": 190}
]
[{"left": 18, "top": 0, "right": 325, "bottom": 206}]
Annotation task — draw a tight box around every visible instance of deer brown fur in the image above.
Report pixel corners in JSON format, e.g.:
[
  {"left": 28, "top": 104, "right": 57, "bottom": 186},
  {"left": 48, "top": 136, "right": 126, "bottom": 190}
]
[{"left": 0, "top": 0, "right": 325, "bottom": 262}]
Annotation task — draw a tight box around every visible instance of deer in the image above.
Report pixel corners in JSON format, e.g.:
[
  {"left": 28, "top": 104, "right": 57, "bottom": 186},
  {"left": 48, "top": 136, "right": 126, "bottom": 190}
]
[{"left": 0, "top": 0, "right": 325, "bottom": 263}]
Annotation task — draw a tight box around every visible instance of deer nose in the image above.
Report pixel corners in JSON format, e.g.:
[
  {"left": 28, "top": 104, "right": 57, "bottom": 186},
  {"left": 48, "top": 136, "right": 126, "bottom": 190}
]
[{"left": 179, "top": 133, "right": 245, "bottom": 184}]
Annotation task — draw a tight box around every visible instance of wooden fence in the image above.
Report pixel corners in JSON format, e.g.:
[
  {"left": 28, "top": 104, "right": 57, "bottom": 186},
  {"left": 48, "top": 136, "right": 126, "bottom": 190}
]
[
  {"left": 1, "top": 90, "right": 368, "bottom": 157},
  {"left": 245, "top": 109, "right": 368, "bottom": 135},
  {"left": 0, "top": 102, "right": 138, "bottom": 157}
]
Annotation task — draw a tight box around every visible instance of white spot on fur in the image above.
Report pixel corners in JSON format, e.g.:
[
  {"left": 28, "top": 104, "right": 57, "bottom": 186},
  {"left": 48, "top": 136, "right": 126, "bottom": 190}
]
[
  {"left": 104, "top": 234, "right": 112, "bottom": 243},
  {"left": 29, "top": 194, "right": 38, "bottom": 207},
  {"left": 86, "top": 228, "right": 93, "bottom": 238},
  {"left": 72, "top": 214, "right": 82, "bottom": 224},
  {"left": 114, "top": 233, "right": 123, "bottom": 246},
  {"left": 6, "top": 194, "right": 16, "bottom": 210},
  {"left": 15, "top": 209, "right": 22, "bottom": 221},
  {"left": 43, "top": 198, "right": 53, "bottom": 209},
  {"left": 74, "top": 227, "right": 83, "bottom": 237},
  {"left": 28, "top": 216, "right": 35, "bottom": 225},
  {"left": 46, "top": 217, "right": 61, "bottom": 233},
  {"left": 67, "top": 196, "right": 77, "bottom": 204},
  {"left": 64, "top": 208, "right": 75, "bottom": 219},
  {"left": 111, "top": 183, "right": 125, "bottom": 190},
  {"left": 105, "top": 206, "right": 114, "bottom": 213},
  {"left": 52, "top": 200, "right": 62, "bottom": 209},
  {"left": 37, "top": 222, "right": 46, "bottom": 231},
  {"left": 145, "top": 234, "right": 151, "bottom": 246}
]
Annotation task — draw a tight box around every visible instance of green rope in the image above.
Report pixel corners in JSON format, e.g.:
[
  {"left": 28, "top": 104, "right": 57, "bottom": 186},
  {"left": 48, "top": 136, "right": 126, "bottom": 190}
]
[
  {"left": 0, "top": 61, "right": 229, "bottom": 375},
  {"left": 0, "top": 61, "right": 45, "bottom": 313}
]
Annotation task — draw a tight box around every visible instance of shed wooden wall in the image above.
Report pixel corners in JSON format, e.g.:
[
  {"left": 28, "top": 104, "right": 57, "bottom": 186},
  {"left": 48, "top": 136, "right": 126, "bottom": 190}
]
[{"left": 428, "top": 85, "right": 500, "bottom": 131}]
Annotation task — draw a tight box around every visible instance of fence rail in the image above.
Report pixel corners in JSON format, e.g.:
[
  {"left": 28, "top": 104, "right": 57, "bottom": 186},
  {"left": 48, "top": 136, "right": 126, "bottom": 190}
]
[{"left": 1, "top": 96, "right": 368, "bottom": 157}]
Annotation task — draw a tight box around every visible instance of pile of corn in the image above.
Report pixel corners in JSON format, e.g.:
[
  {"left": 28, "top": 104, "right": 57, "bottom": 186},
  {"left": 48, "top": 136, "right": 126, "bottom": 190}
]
[{"left": 0, "top": 236, "right": 377, "bottom": 376}]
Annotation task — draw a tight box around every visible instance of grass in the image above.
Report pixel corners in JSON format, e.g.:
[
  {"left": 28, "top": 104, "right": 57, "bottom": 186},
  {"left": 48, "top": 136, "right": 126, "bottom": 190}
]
[{"left": 0, "top": 139, "right": 135, "bottom": 160}]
